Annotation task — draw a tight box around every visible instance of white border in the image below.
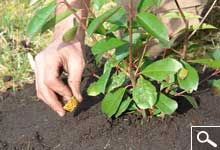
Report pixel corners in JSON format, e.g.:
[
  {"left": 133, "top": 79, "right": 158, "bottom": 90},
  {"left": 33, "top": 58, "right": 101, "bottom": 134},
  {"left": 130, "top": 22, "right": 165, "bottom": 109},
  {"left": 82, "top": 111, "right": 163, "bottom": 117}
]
[{"left": 191, "top": 126, "right": 220, "bottom": 150}]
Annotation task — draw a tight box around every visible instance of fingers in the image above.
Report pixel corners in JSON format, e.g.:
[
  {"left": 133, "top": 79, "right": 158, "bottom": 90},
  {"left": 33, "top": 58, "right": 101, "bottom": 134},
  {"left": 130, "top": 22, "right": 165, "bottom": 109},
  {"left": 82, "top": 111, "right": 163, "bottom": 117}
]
[
  {"left": 68, "top": 60, "right": 85, "bottom": 103},
  {"left": 36, "top": 78, "right": 66, "bottom": 117},
  {"left": 44, "top": 65, "right": 72, "bottom": 101},
  {"left": 41, "top": 86, "right": 66, "bottom": 117},
  {"left": 35, "top": 54, "right": 66, "bottom": 117}
]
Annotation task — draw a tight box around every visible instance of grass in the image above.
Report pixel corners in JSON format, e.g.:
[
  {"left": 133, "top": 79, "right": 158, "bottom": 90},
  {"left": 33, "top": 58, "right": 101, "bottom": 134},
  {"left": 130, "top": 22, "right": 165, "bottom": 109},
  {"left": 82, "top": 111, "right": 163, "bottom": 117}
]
[
  {"left": 0, "top": 0, "right": 51, "bottom": 92},
  {"left": 0, "top": 0, "right": 219, "bottom": 92}
]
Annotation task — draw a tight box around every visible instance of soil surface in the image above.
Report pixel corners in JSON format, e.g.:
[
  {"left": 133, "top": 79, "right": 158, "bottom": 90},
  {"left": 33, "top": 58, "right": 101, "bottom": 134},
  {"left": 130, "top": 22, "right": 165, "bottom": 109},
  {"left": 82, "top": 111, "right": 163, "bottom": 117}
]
[{"left": 0, "top": 83, "right": 220, "bottom": 150}]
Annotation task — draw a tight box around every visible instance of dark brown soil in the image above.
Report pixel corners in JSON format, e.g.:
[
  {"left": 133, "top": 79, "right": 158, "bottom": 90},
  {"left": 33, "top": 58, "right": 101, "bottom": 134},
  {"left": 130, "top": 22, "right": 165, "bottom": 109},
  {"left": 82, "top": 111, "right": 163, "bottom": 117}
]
[{"left": 0, "top": 83, "right": 220, "bottom": 150}]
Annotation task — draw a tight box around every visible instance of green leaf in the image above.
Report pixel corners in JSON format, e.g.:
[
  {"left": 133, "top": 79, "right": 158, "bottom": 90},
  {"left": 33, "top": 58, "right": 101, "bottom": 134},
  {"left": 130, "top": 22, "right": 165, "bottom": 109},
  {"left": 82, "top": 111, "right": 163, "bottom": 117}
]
[
  {"left": 26, "top": 0, "right": 56, "bottom": 39},
  {"left": 92, "top": 0, "right": 106, "bottom": 10},
  {"left": 177, "top": 23, "right": 217, "bottom": 34},
  {"left": 62, "top": 26, "right": 78, "bottom": 43},
  {"left": 87, "top": 7, "right": 121, "bottom": 36},
  {"left": 87, "top": 67, "right": 112, "bottom": 96},
  {"left": 212, "top": 49, "right": 220, "bottom": 60},
  {"left": 107, "top": 7, "right": 126, "bottom": 24},
  {"left": 189, "top": 59, "right": 220, "bottom": 69},
  {"left": 108, "top": 71, "right": 127, "bottom": 92},
  {"left": 133, "top": 76, "right": 157, "bottom": 109},
  {"left": 156, "top": 93, "right": 178, "bottom": 115},
  {"left": 142, "top": 58, "right": 183, "bottom": 82},
  {"left": 208, "top": 79, "right": 220, "bottom": 94},
  {"left": 115, "top": 97, "right": 132, "bottom": 118},
  {"left": 127, "top": 101, "right": 138, "bottom": 111},
  {"left": 137, "top": 0, "right": 161, "bottom": 12},
  {"left": 182, "top": 95, "right": 198, "bottom": 108},
  {"left": 177, "top": 61, "right": 199, "bottom": 93},
  {"left": 92, "top": 38, "right": 126, "bottom": 55},
  {"left": 137, "top": 12, "right": 169, "bottom": 47},
  {"left": 153, "top": 108, "right": 161, "bottom": 116},
  {"left": 163, "top": 11, "right": 201, "bottom": 19},
  {"left": 114, "top": 44, "right": 129, "bottom": 61},
  {"left": 101, "top": 88, "right": 126, "bottom": 118},
  {"left": 178, "top": 68, "right": 188, "bottom": 80},
  {"left": 88, "top": 18, "right": 106, "bottom": 35},
  {"left": 41, "top": 10, "right": 73, "bottom": 33}
]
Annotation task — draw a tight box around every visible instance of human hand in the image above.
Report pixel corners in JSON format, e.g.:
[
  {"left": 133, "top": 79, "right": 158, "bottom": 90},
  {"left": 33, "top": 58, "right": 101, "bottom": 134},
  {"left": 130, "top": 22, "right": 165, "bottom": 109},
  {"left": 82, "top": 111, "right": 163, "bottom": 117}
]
[{"left": 34, "top": 40, "right": 85, "bottom": 117}]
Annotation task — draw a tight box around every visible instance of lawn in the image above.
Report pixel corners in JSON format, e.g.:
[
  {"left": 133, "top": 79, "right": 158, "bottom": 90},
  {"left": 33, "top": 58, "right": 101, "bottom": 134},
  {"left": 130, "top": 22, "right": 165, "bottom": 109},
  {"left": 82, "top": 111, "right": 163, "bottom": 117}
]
[{"left": 0, "top": 0, "right": 51, "bottom": 92}]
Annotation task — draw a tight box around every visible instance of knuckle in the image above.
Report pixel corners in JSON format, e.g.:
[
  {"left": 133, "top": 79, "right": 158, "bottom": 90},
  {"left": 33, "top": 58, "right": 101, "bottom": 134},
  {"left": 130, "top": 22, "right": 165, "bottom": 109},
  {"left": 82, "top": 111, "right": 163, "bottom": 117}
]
[{"left": 44, "top": 77, "right": 56, "bottom": 87}]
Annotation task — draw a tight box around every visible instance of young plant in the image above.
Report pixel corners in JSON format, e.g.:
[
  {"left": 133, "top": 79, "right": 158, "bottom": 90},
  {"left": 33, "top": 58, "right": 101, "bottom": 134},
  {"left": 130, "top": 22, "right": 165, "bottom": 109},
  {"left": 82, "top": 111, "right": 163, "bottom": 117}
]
[{"left": 26, "top": 0, "right": 220, "bottom": 118}]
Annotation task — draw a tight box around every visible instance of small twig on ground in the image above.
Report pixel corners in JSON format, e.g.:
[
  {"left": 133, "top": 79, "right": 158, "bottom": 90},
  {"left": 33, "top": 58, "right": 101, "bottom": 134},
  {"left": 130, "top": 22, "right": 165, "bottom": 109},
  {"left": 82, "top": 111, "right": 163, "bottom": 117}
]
[
  {"left": 188, "top": 0, "right": 217, "bottom": 40},
  {"left": 174, "top": 0, "right": 189, "bottom": 59}
]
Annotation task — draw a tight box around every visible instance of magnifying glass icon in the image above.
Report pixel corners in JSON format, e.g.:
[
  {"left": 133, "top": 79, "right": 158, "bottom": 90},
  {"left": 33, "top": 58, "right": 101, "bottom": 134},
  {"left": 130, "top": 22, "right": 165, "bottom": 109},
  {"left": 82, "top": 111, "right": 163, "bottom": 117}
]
[{"left": 197, "top": 131, "right": 217, "bottom": 147}]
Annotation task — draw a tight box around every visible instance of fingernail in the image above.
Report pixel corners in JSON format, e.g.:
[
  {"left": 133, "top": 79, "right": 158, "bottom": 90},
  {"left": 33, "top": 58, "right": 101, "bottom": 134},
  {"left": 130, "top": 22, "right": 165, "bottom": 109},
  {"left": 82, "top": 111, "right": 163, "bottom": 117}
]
[{"left": 58, "top": 111, "right": 65, "bottom": 117}]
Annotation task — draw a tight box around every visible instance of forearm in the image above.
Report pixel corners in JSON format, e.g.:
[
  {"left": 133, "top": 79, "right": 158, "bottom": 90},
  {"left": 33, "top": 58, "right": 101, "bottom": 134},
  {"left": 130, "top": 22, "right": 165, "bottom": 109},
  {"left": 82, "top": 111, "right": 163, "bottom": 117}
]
[{"left": 54, "top": 0, "right": 90, "bottom": 43}]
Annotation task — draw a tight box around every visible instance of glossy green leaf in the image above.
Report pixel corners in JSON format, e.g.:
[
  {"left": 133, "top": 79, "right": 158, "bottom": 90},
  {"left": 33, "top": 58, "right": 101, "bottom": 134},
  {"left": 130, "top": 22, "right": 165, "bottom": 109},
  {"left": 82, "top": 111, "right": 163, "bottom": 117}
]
[
  {"left": 212, "top": 49, "right": 220, "bottom": 60},
  {"left": 177, "top": 61, "right": 199, "bottom": 93},
  {"left": 182, "top": 95, "right": 198, "bottom": 108},
  {"left": 41, "top": 10, "right": 73, "bottom": 33},
  {"left": 142, "top": 58, "right": 183, "bottom": 82},
  {"left": 88, "top": 18, "right": 106, "bottom": 35},
  {"left": 137, "top": 0, "right": 161, "bottom": 12},
  {"left": 115, "top": 97, "right": 132, "bottom": 118},
  {"left": 127, "top": 101, "right": 139, "bottom": 111},
  {"left": 178, "top": 23, "right": 217, "bottom": 34},
  {"left": 163, "top": 11, "right": 201, "bottom": 19},
  {"left": 62, "top": 26, "right": 78, "bottom": 43},
  {"left": 87, "top": 67, "right": 112, "bottom": 96},
  {"left": 26, "top": 0, "right": 56, "bottom": 39},
  {"left": 133, "top": 76, "right": 157, "bottom": 109},
  {"left": 92, "top": 38, "right": 126, "bottom": 55},
  {"left": 137, "top": 12, "right": 169, "bottom": 46},
  {"left": 156, "top": 93, "right": 178, "bottom": 115},
  {"left": 114, "top": 44, "right": 129, "bottom": 61},
  {"left": 107, "top": 7, "right": 126, "bottom": 24},
  {"left": 92, "top": 0, "right": 106, "bottom": 10},
  {"left": 87, "top": 7, "right": 121, "bottom": 36},
  {"left": 108, "top": 71, "right": 127, "bottom": 92},
  {"left": 189, "top": 59, "right": 220, "bottom": 69},
  {"left": 153, "top": 108, "right": 162, "bottom": 116},
  {"left": 101, "top": 88, "right": 126, "bottom": 118}
]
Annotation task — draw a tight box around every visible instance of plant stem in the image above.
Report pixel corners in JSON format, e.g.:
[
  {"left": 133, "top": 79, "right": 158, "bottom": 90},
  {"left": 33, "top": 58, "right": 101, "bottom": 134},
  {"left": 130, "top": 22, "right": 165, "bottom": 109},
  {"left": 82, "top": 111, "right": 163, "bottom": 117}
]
[
  {"left": 199, "top": 69, "right": 220, "bottom": 85},
  {"left": 128, "top": 0, "right": 136, "bottom": 86},
  {"left": 62, "top": 0, "right": 97, "bottom": 42},
  {"left": 105, "top": 53, "right": 130, "bottom": 77},
  {"left": 188, "top": 0, "right": 217, "bottom": 40},
  {"left": 174, "top": 0, "right": 189, "bottom": 59},
  {"left": 135, "top": 38, "right": 152, "bottom": 75},
  {"left": 82, "top": 0, "right": 96, "bottom": 18}
]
